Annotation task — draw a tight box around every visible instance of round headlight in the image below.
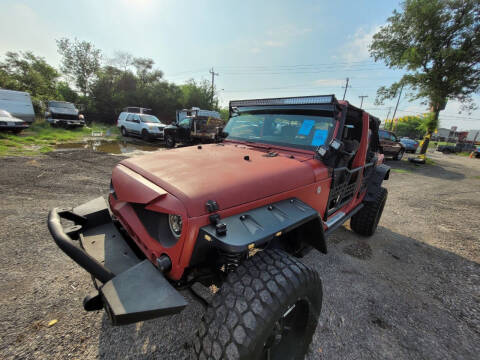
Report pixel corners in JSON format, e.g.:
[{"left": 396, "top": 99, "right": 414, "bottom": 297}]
[
  {"left": 168, "top": 214, "right": 182, "bottom": 238},
  {"left": 79, "top": 114, "right": 84, "bottom": 120}
]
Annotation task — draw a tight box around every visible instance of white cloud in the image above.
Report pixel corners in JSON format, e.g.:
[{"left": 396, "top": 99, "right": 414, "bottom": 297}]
[{"left": 340, "top": 25, "right": 382, "bottom": 64}]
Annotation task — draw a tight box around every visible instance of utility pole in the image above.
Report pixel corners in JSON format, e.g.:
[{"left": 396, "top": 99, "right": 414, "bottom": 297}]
[
  {"left": 342, "top": 77, "right": 350, "bottom": 100},
  {"left": 391, "top": 84, "right": 404, "bottom": 131},
  {"left": 358, "top": 95, "right": 368, "bottom": 109},
  {"left": 385, "top": 107, "right": 392, "bottom": 130},
  {"left": 209, "top": 67, "right": 219, "bottom": 105}
]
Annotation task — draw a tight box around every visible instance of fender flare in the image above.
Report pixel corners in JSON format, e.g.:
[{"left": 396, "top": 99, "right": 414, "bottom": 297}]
[
  {"left": 364, "top": 164, "right": 390, "bottom": 202},
  {"left": 190, "top": 198, "right": 327, "bottom": 267}
]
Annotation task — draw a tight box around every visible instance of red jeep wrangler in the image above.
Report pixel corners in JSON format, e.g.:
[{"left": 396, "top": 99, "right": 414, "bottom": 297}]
[{"left": 48, "top": 95, "right": 389, "bottom": 360}]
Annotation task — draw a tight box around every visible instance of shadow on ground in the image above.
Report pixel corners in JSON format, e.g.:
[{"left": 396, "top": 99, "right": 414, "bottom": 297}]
[
  {"left": 95, "top": 226, "right": 479, "bottom": 360},
  {"left": 386, "top": 157, "right": 466, "bottom": 180}
]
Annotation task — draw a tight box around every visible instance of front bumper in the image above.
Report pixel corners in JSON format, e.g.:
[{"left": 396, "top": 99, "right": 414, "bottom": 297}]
[
  {"left": 49, "top": 118, "right": 85, "bottom": 126},
  {"left": 47, "top": 197, "right": 187, "bottom": 325},
  {"left": 146, "top": 129, "right": 164, "bottom": 139},
  {"left": 0, "top": 125, "right": 29, "bottom": 131}
]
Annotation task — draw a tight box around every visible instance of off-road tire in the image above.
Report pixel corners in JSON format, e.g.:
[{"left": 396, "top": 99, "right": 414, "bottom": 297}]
[
  {"left": 165, "top": 135, "right": 175, "bottom": 148},
  {"left": 394, "top": 149, "right": 404, "bottom": 161},
  {"left": 350, "top": 187, "right": 388, "bottom": 236},
  {"left": 121, "top": 126, "right": 128, "bottom": 137},
  {"left": 194, "top": 249, "right": 322, "bottom": 360}
]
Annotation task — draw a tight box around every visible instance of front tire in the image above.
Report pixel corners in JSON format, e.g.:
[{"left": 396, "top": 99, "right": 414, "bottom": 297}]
[
  {"left": 165, "top": 135, "right": 175, "bottom": 148},
  {"left": 120, "top": 127, "right": 128, "bottom": 137},
  {"left": 351, "top": 187, "right": 388, "bottom": 236},
  {"left": 195, "top": 249, "right": 322, "bottom": 360},
  {"left": 141, "top": 129, "right": 151, "bottom": 141},
  {"left": 394, "top": 149, "right": 404, "bottom": 160}
]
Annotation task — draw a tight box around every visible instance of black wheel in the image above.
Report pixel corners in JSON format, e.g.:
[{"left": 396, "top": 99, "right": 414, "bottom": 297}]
[
  {"left": 165, "top": 135, "right": 175, "bottom": 148},
  {"left": 120, "top": 127, "right": 128, "bottom": 137},
  {"left": 194, "top": 249, "right": 322, "bottom": 360},
  {"left": 141, "top": 129, "right": 151, "bottom": 141},
  {"left": 394, "top": 149, "right": 404, "bottom": 160},
  {"left": 351, "top": 187, "right": 388, "bottom": 236}
]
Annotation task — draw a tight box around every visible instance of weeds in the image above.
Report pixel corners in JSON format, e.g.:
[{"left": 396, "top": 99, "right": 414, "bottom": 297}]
[{"left": 0, "top": 119, "right": 118, "bottom": 156}]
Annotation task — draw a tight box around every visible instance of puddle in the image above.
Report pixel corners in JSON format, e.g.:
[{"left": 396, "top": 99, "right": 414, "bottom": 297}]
[{"left": 55, "top": 139, "right": 162, "bottom": 154}]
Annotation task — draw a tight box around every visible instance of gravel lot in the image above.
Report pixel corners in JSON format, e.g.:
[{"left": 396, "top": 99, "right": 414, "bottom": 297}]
[{"left": 0, "top": 149, "right": 479, "bottom": 359}]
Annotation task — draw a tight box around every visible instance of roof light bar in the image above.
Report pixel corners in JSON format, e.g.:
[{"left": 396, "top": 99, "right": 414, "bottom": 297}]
[{"left": 230, "top": 95, "right": 334, "bottom": 107}]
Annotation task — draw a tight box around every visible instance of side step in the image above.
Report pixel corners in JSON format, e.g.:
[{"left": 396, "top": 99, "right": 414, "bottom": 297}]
[{"left": 324, "top": 204, "right": 364, "bottom": 236}]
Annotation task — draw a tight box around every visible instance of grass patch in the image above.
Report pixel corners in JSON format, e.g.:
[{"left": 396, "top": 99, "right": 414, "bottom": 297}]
[
  {"left": 425, "top": 158, "right": 436, "bottom": 165},
  {"left": 472, "top": 175, "right": 480, "bottom": 180},
  {"left": 0, "top": 119, "right": 118, "bottom": 156},
  {"left": 391, "top": 168, "right": 412, "bottom": 174}
]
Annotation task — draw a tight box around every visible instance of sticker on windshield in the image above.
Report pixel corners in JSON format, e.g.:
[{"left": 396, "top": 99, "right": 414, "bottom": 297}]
[
  {"left": 311, "top": 129, "right": 328, "bottom": 146},
  {"left": 298, "top": 119, "right": 315, "bottom": 136}
]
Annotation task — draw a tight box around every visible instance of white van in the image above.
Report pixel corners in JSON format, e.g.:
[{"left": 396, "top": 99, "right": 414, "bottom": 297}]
[
  {"left": 0, "top": 89, "right": 35, "bottom": 122},
  {"left": 117, "top": 111, "right": 166, "bottom": 141}
]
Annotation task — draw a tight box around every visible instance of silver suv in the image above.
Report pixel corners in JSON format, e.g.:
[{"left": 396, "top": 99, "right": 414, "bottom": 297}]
[{"left": 117, "top": 111, "right": 166, "bottom": 141}]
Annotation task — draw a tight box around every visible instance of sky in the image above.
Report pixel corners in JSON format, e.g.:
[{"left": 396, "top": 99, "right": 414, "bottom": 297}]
[{"left": 0, "top": 0, "right": 479, "bottom": 131}]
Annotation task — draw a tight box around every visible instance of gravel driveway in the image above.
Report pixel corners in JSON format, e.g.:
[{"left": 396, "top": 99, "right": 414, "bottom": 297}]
[{"left": 0, "top": 150, "right": 479, "bottom": 359}]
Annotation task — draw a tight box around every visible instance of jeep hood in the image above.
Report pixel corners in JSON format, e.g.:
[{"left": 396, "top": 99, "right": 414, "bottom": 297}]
[{"left": 119, "top": 143, "right": 316, "bottom": 217}]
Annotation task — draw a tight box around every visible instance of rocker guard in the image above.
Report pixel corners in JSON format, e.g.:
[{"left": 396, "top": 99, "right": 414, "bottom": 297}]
[{"left": 47, "top": 197, "right": 187, "bottom": 326}]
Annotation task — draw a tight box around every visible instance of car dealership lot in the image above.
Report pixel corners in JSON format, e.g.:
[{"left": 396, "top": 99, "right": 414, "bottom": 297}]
[{"left": 0, "top": 150, "right": 479, "bottom": 359}]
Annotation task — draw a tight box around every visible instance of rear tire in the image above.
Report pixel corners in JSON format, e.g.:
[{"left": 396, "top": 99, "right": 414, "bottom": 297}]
[
  {"left": 194, "top": 249, "right": 322, "bottom": 360},
  {"left": 350, "top": 187, "right": 388, "bottom": 236}
]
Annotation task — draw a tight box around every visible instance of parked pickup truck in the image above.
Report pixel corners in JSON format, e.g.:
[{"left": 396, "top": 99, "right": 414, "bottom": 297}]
[
  {"left": 164, "top": 107, "right": 224, "bottom": 148},
  {"left": 46, "top": 101, "right": 85, "bottom": 128}
]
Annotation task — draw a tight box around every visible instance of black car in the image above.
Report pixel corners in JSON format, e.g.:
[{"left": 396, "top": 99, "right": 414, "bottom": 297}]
[{"left": 164, "top": 109, "right": 224, "bottom": 148}]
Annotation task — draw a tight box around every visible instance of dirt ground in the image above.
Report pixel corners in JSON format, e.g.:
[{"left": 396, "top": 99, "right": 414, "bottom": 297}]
[{"left": 0, "top": 149, "right": 479, "bottom": 359}]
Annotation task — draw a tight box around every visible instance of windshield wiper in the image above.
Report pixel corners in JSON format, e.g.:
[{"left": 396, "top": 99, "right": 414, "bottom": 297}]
[{"left": 245, "top": 140, "right": 271, "bottom": 149}]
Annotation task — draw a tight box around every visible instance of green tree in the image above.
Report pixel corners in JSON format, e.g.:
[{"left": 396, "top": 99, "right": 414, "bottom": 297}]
[
  {"left": 394, "top": 115, "right": 425, "bottom": 138},
  {"left": 133, "top": 57, "right": 163, "bottom": 86},
  {"left": 57, "top": 38, "right": 102, "bottom": 96},
  {"left": 370, "top": 0, "right": 480, "bottom": 148},
  {"left": 181, "top": 79, "right": 215, "bottom": 110},
  {"left": 0, "top": 51, "right": 60, "bottom": 113},
  {"left": 56, "top": 81, "right": 78, "bottom": 103}
]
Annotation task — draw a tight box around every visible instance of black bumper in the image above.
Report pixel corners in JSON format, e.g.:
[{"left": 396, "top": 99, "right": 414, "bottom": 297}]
[{"left": 47, "top": 197, "right": 187, "bottom": 325}]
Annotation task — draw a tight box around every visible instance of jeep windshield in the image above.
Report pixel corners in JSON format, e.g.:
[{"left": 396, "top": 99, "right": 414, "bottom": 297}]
[{"left": 224, "top": 110, "right": 335, "bottom": 151}]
